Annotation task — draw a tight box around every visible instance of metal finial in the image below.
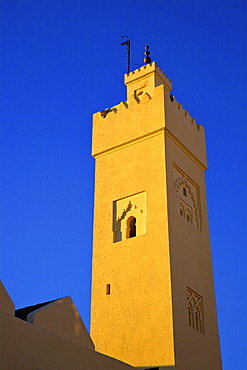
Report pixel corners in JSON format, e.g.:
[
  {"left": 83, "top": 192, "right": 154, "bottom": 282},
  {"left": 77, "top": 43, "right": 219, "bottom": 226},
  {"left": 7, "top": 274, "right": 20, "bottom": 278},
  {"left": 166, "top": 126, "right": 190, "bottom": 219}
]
[
  {"left": 121, "top": 35, "right": 131, "bottom": 74},
  {"left": 144, "top": 44, "right": 151, "bottom": 64}
]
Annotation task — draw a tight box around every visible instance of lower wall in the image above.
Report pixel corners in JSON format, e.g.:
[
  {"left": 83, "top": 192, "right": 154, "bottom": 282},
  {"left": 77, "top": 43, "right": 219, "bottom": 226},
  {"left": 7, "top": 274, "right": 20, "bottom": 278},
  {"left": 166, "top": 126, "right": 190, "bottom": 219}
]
[{"left": 0, "top": 312, "right": 133, "bottom": 370}]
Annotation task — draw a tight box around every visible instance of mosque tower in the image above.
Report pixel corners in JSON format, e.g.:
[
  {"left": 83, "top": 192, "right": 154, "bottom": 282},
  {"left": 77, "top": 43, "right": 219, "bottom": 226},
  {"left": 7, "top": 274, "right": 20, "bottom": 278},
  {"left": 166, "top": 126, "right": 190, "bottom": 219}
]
[{"left": 90, "top": 47, "right": 222, "bottom": 369}]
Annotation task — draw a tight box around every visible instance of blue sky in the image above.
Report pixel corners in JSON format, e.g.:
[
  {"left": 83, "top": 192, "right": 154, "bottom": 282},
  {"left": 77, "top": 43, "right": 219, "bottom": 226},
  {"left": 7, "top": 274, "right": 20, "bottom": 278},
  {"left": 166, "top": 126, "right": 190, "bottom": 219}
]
[{"left": 1, "top": 1, "right": 247, "bottom": 368}]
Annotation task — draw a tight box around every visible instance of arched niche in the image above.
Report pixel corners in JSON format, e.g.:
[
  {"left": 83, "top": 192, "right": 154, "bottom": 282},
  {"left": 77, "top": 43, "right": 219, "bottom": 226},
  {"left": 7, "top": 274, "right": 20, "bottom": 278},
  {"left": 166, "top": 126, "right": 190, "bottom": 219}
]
[
  {"left": 113, "top": 192, "right": 146, "bottom": 242},
  {"left": 174, "top": 176, "right": 200, "bottom": 229}
]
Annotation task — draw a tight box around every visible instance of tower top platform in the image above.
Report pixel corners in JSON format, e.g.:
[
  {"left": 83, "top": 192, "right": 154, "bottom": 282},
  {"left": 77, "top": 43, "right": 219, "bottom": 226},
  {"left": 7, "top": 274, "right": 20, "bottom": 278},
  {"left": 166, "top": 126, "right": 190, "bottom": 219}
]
[{"left": 124, "top": 62, "right": 172, "bottom": 100}]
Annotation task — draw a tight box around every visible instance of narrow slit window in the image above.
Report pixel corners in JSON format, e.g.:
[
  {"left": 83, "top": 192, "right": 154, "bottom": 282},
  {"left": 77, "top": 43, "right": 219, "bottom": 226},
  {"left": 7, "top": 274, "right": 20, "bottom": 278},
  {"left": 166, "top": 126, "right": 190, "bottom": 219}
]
[
  {"left": 183, "top": 187, "right": 187, "bottom": 197},
  {"left": 106, "top": 284, "right": 110, "bottom": 295}
]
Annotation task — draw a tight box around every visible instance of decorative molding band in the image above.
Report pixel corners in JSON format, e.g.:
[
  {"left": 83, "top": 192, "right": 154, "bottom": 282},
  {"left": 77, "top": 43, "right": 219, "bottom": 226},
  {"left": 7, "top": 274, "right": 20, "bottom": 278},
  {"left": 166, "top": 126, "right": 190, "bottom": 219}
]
[
  {"left": 94, "top": 126, "right": 207, "bottom": 172},
  {"left": 93, "top": 127, "right": 164, "bottom": 158}
]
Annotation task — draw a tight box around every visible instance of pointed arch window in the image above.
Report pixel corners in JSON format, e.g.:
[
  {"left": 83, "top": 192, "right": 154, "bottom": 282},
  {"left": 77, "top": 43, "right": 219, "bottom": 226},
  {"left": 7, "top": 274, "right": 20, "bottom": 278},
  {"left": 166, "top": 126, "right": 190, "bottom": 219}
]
[
  {"left": 113, "top": 192, "right": 146, "bottom": 242},
  {"left": 126, "top": 216, "right": 136, "bottom": 239}
]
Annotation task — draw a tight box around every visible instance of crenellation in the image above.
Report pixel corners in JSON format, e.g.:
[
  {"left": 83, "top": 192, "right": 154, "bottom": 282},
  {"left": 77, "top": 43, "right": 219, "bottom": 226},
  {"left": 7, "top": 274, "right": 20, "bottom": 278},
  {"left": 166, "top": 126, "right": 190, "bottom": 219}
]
[
  {"left": 125, "top": 62, "right": 172, "bottom": 99},
  {"left": 170, "top": 97, "right": 199, "bottom": 129},
  {"left": 99, "top": 102, "right": 128, "bottom": 118},
  {"left": 126, "top": 63, "right": 153, "bottom": 77},
  {"left": 165, "top": 91, "right": 207, "bottom": 168},
  {"left": 93, "top": 76, "right": 206, "bottom": 167},
  {"left": 120, "top": 101, "right": 128, "bottom": 109},
  {"left": 96, "top": 86, "right": 200, "bottom": 135}
]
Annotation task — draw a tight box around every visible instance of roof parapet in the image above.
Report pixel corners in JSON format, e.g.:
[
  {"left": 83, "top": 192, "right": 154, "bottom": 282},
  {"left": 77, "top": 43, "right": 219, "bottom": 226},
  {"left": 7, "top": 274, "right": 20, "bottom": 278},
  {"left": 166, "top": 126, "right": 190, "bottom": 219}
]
[{"left": 124, "top": 62, "right": 172, "bottom": 100}]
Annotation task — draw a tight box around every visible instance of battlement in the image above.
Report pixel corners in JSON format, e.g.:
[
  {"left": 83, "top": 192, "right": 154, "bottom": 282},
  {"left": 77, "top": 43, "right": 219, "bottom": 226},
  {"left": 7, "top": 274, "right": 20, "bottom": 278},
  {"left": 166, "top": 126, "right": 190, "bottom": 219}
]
[
  {"left": 92, "top": 83, "right": 207, "bottom": 168},
  {"left": 96, "top": 93, "right": 200, "bottom": 132},
  {"left": 97, "top": 91, "right": 151, "bottom": 119},
  {"left": 125, "top": 62, "right": 172, "bottom": 88},
  {"left": 165, "top": 91, "right": 207, "bottom": 169},
  {"left": 169, "top": 99, "right": 198, "bottom": 129},
  {"left": 124, "top": 62, "right": 172, "bottom": 100}
]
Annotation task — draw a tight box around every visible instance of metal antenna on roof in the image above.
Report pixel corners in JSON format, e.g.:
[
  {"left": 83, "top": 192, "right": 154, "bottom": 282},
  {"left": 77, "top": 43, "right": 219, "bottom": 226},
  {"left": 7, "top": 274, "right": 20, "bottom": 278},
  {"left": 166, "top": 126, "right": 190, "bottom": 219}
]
[
  {"left": 144, "top": 44, "right": 152, "bottom": 64},
  {"left": 121, "top": 35, "right": 130, "bottom": 74}
]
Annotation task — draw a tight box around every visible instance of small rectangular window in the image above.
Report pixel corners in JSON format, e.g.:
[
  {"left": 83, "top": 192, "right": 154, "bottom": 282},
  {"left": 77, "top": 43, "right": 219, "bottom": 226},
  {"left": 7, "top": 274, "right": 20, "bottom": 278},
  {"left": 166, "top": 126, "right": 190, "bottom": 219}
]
[{"left": 106, "top": 284, "right": 111, "bottom": 295}]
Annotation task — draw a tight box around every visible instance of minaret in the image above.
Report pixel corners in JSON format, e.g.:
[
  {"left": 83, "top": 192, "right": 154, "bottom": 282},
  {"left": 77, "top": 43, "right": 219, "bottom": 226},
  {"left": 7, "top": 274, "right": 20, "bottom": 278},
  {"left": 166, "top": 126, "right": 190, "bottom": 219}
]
[{"left": 90, "top": 48, "right": 222, "bottom": 369}]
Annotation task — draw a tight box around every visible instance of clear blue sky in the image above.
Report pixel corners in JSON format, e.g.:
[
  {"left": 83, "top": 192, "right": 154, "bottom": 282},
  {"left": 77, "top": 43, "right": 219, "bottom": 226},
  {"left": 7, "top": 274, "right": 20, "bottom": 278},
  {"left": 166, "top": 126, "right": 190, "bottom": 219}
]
[{"left": 1, "top": 1, "right": 246, "bottom": 368}]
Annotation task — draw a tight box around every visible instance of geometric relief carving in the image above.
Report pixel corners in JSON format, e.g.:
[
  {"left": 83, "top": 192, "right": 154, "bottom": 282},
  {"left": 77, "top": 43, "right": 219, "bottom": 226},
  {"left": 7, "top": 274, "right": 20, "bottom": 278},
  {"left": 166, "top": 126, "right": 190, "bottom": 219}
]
[
  {"left": 113, "top": 192, "right": 146, "bottom": 243},
  {"left": 187, "top": 287, "right": 204, "bottom": 334},
  {"left": 173, "top": 166, "right": 201, "bottom": 230}
]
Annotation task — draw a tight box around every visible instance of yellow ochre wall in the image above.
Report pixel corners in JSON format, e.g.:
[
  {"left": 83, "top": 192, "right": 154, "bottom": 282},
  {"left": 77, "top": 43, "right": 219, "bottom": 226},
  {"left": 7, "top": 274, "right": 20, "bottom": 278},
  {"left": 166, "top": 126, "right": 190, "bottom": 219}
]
[
  {"left": 0, "top": 282, "right": 134, "bottom": 370},
  {"left": 90, "top": 62, "right": 222, "bottom": 369}
]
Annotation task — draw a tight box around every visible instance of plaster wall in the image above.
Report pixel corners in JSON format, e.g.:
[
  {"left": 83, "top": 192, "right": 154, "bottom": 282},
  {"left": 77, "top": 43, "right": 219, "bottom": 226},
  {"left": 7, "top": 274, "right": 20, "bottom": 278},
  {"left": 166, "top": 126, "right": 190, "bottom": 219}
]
[
  {"left": 91, "top": 63, "right": 221, "bottom": 369},
  {"left": 0, "top": 283, "right": 133, "bottom": 370},
  {"left": 91, "top": 131, "right": 174, "bottom": 367},
  {"left": 163, "top": 86, "right": 221, "bottom": 369},
  {"left": 27, "top": 296, "right": 95, "bottom": 350},
  {"left": 0, "top": 311, "right": 133, "bottom": 370},
  {"left": 0, "top": 281, "right": 15, "bottom": 316},
  {"left": 124, "top": 62, "right": 172, "bottom": 100},
  {"left": 91, "top": 78, "right": 176, "bottom": 366},
  {"left": 92, "top": 84, "right": 166, "bottom": 158}
]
